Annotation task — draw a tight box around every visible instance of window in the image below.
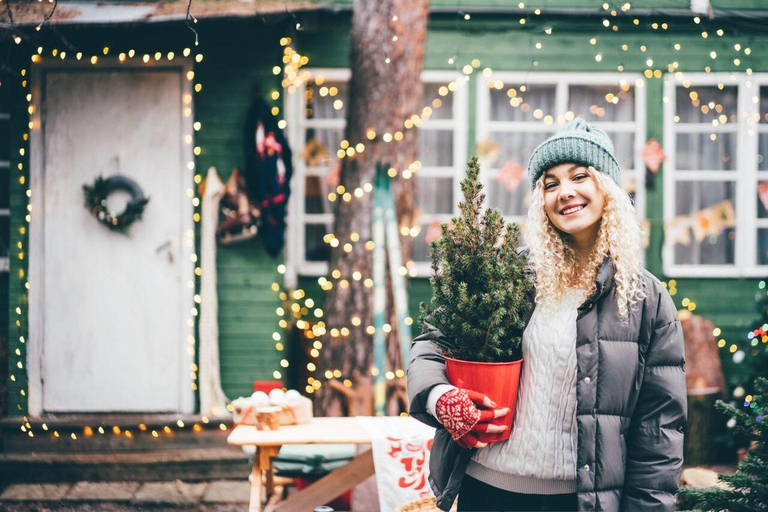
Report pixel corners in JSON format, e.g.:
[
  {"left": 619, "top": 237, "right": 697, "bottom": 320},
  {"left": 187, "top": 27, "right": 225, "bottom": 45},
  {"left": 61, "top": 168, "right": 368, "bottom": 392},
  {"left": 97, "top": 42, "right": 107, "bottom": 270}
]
[
  {"left": 475, "top": 72, "right": 647, "bottom": 228},
  {"left": 285, "top": 69, "right": 468, "bottom": 279},
  {"left": 663, "top": 73, "right": 765, "bottom": 277}
]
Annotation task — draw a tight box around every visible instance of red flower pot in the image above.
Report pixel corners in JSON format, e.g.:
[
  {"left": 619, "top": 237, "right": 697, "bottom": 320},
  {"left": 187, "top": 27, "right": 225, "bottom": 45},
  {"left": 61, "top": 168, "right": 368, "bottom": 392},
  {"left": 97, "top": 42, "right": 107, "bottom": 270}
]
[{"left": 444, "top": 356, "right": 523, "bottom": 443}]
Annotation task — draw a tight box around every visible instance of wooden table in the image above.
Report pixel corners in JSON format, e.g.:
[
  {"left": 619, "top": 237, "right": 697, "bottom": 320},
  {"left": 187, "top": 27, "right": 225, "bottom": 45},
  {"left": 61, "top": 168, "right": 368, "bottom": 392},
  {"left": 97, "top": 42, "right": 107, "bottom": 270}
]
[{"left": 227, "top": 417, "right": 376, "bottom": 512}]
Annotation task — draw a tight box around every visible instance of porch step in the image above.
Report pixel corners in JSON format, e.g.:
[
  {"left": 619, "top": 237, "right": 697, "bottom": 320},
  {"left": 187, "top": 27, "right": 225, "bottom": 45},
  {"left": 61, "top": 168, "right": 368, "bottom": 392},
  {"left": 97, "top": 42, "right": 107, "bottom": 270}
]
[
  {"left": 0, "top": 414, "right": 235, "bottom": 453},
  {"left": 0, "top": 448, "right": 251, "bottom": 484}
]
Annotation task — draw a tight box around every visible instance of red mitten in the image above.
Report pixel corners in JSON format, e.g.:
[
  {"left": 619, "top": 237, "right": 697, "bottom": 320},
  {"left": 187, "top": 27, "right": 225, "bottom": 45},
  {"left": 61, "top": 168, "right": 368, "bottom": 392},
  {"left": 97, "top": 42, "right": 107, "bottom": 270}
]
[{"left": 435, "top": 388, "right": 509, "bottom": 449}]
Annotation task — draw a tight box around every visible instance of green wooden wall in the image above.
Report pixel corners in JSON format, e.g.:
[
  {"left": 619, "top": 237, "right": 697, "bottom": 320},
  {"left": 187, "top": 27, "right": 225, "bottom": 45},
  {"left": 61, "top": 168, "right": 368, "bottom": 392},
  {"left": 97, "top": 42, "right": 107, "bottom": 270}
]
[{"left": 293, "top": 10, "right": 768, "bottom": 391}]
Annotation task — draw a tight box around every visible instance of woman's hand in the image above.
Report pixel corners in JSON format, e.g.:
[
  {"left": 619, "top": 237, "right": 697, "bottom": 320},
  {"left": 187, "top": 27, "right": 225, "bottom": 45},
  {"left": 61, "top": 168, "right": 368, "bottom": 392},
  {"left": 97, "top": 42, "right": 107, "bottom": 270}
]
[{"left": 434, "top": 388, "right": 509, "bottom": 449}]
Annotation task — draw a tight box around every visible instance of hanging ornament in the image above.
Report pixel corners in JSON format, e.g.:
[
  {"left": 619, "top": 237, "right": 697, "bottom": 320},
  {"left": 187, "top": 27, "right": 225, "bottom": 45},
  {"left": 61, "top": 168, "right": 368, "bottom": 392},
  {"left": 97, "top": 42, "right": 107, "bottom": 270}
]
[
  {"left": 495, "top": 159, "right": 525, "bottom": 193},
  {"left": 643, "top": 138, "right": 665, "bottom": 190},
  {"left": 643, "top": 138, "right": 666, "bottom": 173},
  {"left": 424, "top": 220, "right": 443, "bottom": 244},
  {"left": 83, "top": 175, "right": 150, "bottom": 234},
  {"left": 324, "top": 160, "right": 341, "bottom": 190}
]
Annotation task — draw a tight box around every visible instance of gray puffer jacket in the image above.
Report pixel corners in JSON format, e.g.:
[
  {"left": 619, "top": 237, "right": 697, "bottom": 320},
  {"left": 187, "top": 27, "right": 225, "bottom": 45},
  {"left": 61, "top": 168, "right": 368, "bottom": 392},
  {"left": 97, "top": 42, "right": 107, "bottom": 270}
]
[{"left": 407, "top": 252, "right": 687, "bottom": 511}]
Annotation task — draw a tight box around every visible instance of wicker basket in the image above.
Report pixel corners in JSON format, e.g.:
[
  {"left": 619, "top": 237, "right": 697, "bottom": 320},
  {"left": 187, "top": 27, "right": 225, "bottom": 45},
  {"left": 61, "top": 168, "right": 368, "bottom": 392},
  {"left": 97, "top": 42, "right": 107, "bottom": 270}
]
[{"left": 395, "top": 496, "right": 457, "bottom": 512}]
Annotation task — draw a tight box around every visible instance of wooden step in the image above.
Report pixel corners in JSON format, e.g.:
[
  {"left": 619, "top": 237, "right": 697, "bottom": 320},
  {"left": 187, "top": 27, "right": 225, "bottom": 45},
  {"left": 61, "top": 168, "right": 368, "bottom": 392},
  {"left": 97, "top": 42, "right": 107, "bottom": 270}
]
[
  {"left": 0, "top": 448, "right": 251, "bottom": 484},
  {"left": 0, "top": 414, "right": 235, "bottom": 453}
]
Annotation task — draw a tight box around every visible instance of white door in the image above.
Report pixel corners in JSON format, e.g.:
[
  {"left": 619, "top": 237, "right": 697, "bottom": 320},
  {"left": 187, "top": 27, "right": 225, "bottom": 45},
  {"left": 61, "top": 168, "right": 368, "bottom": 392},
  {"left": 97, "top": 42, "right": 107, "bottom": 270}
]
[{"left": 34, "top": 68, "right": 193, "bottom": 413}]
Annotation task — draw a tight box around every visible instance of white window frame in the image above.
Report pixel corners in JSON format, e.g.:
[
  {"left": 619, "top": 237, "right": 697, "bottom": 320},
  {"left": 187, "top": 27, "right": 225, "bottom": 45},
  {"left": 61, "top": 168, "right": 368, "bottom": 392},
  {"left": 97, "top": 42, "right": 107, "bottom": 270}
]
[
  {"left": 284, "top": 68, "right": 468, "bottom": 282},
  {"left": 663, "top": 72, "right": 766, "bottom": 278},
  {"left": 475, "top": 72, "right": 648, "bottom": 228}
]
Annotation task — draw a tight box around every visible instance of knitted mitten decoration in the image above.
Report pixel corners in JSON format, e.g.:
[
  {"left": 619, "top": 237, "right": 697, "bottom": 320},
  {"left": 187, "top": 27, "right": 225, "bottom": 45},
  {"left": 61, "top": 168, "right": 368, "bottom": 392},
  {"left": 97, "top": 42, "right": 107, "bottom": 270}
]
[
  {"left": 435, "top": 388, "right": 482, "bottom": 441},
  {"left": 435, "top": 388, "right": 509, "bottom": 448}
]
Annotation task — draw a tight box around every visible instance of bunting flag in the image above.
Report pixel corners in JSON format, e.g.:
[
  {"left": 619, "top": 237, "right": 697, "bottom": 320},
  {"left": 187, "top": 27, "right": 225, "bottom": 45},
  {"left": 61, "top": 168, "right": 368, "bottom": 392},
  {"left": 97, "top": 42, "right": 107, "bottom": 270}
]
[
  {"left": 758, "top": 181, "right": 768, "bottom": 212},
  {"left": 664, "top": 199, "right": 735, "bottom": 246},
  {"left": 640, "top": 219, "right": 651, "bottom": 249},
  {"left": 476, "top": 138, "right": 502, "bottom": 168},
  {"left": 712, "top": 200, "right": 736, "bottom": 228},
  {"left": 665, "top": 216, "right": 693, "bottom": 246}
]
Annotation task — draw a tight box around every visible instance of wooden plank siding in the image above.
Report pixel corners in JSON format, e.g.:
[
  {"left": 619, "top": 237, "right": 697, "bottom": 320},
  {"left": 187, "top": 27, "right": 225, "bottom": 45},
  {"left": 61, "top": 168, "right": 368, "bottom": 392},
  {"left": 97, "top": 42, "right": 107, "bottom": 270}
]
[{"left": 4, "top": 9, "right": 768, "bottom": 416}]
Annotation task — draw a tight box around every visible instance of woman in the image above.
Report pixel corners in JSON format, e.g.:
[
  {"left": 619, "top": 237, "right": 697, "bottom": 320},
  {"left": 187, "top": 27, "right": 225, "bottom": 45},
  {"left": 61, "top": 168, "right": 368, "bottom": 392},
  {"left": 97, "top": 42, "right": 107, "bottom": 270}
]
[{"left": 407, "top": 118, "right": 686, "bottom": 512}]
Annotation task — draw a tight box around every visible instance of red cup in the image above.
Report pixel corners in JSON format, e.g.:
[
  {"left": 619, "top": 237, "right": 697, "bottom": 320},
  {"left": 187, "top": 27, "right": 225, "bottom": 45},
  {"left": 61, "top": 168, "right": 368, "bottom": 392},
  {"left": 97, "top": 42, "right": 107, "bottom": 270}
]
[{"left": 444, "top": 356, "right": 523, "bottom": 442}]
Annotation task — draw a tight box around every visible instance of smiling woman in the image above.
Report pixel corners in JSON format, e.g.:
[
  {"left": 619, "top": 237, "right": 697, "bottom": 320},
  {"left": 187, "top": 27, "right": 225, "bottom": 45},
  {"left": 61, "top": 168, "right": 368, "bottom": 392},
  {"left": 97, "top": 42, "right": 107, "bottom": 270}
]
[{"left": 408, "top": 118, "right": 687, "bottom": 512}]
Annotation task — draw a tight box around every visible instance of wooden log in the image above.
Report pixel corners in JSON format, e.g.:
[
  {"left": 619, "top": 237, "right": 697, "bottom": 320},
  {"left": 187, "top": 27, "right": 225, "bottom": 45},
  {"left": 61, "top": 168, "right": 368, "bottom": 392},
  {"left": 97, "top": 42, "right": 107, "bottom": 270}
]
[{"left": 680, "top": 313, "right": 727, "bottom": 465}]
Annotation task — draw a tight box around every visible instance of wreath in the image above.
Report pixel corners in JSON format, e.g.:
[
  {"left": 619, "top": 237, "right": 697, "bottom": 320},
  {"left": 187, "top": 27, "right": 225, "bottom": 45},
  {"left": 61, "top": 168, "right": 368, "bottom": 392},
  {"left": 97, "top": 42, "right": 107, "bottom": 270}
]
[{"left": 83, "top": 175, "right": 150, "bottom": 234}]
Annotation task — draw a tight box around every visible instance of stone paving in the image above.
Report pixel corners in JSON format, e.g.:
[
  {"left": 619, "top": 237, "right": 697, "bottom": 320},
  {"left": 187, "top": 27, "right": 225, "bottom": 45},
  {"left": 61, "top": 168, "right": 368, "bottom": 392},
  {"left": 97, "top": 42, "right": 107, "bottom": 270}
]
[
  {"left": 0, "top": 480, "right": 251, "bottom": 510},
  {"left": 0, "top": 477, "right": 378, "bottom": 511}
]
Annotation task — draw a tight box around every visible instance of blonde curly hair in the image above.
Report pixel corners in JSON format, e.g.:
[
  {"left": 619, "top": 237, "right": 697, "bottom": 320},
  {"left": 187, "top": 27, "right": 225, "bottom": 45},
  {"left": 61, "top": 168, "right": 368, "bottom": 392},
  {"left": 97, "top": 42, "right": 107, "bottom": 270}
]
[{"left": 522, "top": 166, "right": 647, "bottom": 320}]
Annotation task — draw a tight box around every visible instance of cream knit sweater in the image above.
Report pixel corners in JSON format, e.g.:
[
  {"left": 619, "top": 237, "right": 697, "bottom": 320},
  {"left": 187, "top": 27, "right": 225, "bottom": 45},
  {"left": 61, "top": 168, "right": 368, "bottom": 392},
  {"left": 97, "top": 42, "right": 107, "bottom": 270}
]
[{"left": 428, "top": 289, "right": 585, "bottom": 495}]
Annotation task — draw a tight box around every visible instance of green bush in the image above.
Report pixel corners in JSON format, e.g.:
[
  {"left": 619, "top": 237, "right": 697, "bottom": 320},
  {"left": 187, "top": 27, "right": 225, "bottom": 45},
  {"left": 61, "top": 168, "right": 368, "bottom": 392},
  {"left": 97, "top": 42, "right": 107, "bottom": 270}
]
[{"left": 677, "top": 377, "right": 768, "bottom": 511}]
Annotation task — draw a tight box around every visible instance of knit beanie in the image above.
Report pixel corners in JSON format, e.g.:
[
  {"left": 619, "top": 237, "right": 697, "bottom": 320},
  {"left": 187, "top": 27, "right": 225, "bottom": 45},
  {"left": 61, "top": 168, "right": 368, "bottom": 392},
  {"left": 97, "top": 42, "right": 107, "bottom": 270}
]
[{"left": 527, "top": 118, "right": 622, "bottom": 190}]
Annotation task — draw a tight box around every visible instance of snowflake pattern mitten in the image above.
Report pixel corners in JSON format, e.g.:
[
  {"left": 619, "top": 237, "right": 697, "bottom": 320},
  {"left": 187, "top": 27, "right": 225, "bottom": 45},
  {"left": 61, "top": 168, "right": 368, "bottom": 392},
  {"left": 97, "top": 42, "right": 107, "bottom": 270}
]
[{"left": 435, "top": 388, "right": 482, "bottom": 441}]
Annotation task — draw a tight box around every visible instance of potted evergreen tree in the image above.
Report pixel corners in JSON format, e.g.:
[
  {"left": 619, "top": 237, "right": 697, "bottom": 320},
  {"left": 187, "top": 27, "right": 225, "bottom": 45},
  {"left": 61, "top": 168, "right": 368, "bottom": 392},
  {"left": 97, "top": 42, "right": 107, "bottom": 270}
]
[{"left": 420, "top": 156, "right": 534, "bottom": 442}]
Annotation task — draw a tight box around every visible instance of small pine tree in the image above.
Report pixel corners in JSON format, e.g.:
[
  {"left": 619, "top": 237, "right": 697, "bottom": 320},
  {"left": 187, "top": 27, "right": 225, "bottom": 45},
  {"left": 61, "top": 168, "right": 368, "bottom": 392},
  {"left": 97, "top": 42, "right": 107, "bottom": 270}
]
[
  {"left": 419, "top": 156, "right": 533, "bottom": 363},
  {"left": 677, "top": 377, "right": 768, "bottom": 511}
]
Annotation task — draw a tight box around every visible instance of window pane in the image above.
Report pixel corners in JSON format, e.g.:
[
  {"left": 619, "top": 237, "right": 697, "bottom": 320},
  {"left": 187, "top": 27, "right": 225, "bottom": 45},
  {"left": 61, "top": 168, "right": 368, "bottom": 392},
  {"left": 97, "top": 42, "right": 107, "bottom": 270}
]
[
  {"left": 487, "top": 131, "right": 554, "bottom": 170},
  {"left": 306, "top": 81, "right": 348, "bottom": 119},
  {"left": 675, "top": 85, "right": 737, "bottom": 123},
  {"left": 418, "top": 129, "right": 453, "bottom": 167},
  {"left": 416, "top": 176, "right": 453, "bottom": 215},
  {"left": 676, "top": 133, "right": 736, "bottom": 171},
  {"left": 412, "top": 221, "right": 432, "bottom": 263},
  {"left": 568, "top": 85, "right": 634, "bottom": 122},
  {"left": 423, "top": 83, "right": 453, "bottom": 120},
  {"left": 305, "top": 175, "right": 335, "bottom": 214},
  {"left": 489, "top": 84, "right": 556, "bottom": 122},
  {"left": 487, "top": 177, "right": 529, "bottom": 217},
  {"left": 303, "top": 128, "right": 344, "bottom": 168},
  {"left": 758, "top": 229, "right": 768, "bottom": 265},
  {"left": 604, "top": 131, "right": 635, "bottom": 171},
  {"left": 305, "top": 223, "right": 332, "bottom": 262},
  {"left": 673, "top": 181, "right": 735, "bottom": 265}
]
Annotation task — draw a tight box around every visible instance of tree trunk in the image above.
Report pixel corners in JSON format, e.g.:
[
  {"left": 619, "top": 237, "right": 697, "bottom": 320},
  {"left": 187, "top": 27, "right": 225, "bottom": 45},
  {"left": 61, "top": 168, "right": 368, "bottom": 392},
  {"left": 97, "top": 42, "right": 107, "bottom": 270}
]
[{"left": 315, "top": 0, "right": 429, "bottom": 416}]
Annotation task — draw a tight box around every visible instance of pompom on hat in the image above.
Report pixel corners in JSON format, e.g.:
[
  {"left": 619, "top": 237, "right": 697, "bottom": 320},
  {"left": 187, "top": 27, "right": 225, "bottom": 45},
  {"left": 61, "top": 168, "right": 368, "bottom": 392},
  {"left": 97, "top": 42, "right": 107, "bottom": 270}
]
[{"left": 527, "top": 118, "right": 622, "bottom": 190}]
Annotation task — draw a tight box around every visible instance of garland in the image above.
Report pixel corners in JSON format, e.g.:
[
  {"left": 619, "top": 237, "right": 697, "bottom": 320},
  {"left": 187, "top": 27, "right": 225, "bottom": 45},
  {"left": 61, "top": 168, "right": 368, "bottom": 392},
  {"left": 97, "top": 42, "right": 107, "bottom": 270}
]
[{"left": 83, "top": 175, "right": 150, "bottom": 234}]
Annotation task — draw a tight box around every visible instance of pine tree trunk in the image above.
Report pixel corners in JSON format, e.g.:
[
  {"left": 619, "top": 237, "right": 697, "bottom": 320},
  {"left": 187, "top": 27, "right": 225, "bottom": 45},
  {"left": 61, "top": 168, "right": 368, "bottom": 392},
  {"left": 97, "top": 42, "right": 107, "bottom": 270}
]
[{"left": 315, "top": 0, "right": 429, "bottom": 416}]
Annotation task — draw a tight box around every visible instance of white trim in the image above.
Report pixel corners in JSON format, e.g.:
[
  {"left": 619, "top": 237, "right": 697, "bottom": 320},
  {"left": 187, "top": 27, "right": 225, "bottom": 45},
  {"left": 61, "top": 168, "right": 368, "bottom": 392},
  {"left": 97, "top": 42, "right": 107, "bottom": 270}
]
[
  {"left": 27, "top": 58, "right": 196, "bottom": 417},
  {"left": 286, "top": 68, "right": 469, "bottom": 278},
  {"left": 663, "top": 72, "right": 768, "bottom": 277}
]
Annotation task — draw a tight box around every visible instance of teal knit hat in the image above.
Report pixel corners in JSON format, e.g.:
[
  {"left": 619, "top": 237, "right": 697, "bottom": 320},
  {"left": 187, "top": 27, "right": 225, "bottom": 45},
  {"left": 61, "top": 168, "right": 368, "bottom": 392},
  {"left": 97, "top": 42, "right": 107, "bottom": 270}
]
[{"left": 527, "top": 118, "right": 622, "bottom": 190}]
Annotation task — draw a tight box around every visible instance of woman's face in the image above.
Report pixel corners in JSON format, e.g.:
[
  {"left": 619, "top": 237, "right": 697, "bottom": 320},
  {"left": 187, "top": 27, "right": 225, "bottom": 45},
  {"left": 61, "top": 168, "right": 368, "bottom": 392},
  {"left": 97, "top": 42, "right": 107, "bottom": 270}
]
[{"left": 542, "top": 163, "right": 605, "bottom": 241}]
